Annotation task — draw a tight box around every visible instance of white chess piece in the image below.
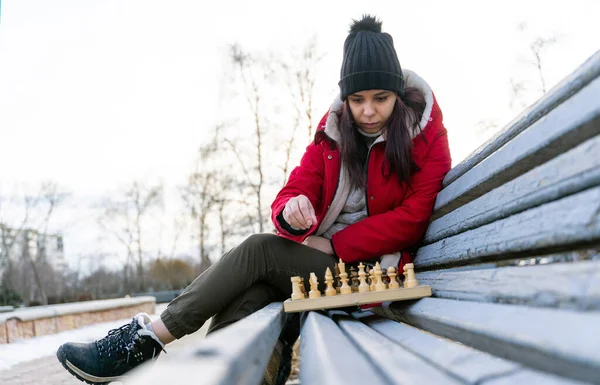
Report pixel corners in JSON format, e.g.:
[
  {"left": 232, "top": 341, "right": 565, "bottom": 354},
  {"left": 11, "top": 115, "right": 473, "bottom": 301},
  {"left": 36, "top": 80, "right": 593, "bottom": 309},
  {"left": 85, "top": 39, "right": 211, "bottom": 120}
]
[
  {"left": 291, "top": 276, "right": 305, "bottom": 300},
  {"left": 309, "top": 272, "right": 321, "bottom": 299},
  {"left": 358, "top": 263, "right": 370, "bottom": 293},
  {"left": 404, "top": 263, "right": 418, "bottom": 288},
  {"left": 388, "top": 267, "right": 400, "bottom": 289},
  {"left": 338, "top": 259, "right": 352, "bottom": 294},
  {"left": 324, "top": 267, "right": 336, "bottom": 296},
  {"left": 375, "top": 262, "right": 386, "bottom": 291}
]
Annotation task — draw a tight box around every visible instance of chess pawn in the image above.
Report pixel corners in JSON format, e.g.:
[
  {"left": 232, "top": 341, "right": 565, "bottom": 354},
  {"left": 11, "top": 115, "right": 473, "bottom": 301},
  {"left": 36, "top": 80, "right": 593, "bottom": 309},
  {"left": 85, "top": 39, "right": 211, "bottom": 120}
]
[
  {"left": 358, "top": 263, "right": 370, "bottom": 293},
  {"left": 404, "top": 263, "right": 419, "bottom": 288},
  {"left": 324, "top": 267, "right": 337, "bottom": 296},
  {"left": 375, "top": 262, "right": 386, "bottom": 291},
  {"left": 309, "top": 272, "right": 321, "bottom": 299},
  {"left": 350, "top": 266, "right": 359, "bottom": 293},
  {"left": 290, "top": 276, "right": 305, "bottom": 300},
  {"left": 387, "top": 267, "right": 400, "bottom": 289},
  {"left": 338, "top": 259, "right": 352, "bottom": 295}
]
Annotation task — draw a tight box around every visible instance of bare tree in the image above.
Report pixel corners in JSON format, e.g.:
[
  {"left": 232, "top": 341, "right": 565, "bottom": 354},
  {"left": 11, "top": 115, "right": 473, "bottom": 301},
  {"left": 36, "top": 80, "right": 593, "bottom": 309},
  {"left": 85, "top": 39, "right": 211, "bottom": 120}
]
[
  {"left": 98, "top": 205, "right": 135, "bottom": 293},
  {"left": 228, "top": 44, "right": 276, "bottom": 233},
  {"left": 279, "top": 38, "right": 322, "bottom": 186},
  {"left": 98, "top": 181, "right": 163, "bottom": 292},
  {"left": 33, "top": 182, "right": 70, "bottom": 304},
  {"left": 0, "top": 182, "right": 70, "bottom": 305},
  {"left": 0, "top": 194, "right": 33, "bottom": 290},
  {"left": 167, "top": 213, "right": 187, "bottom": 260},
  {"left": 516, "top": 23, "right": 560, "bottom": 96},
  {"left": 181, "top": 132, "right": 221, "bottom": 271},
  {"left": 183, "top": 172, "right": 214, "bottom": 272},
  {"left": 528, "top": 36, "right": 559, "bottom": 94},
  {"left": 509, "top": 78, "right": 528, "bottom": 111}
]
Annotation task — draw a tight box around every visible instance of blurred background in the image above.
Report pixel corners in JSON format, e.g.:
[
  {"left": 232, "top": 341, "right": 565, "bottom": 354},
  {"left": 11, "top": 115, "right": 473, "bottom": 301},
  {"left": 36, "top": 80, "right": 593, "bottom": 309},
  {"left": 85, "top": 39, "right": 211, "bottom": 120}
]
[{"left": 0, "top": 0, "right": 598, "bottom": 306}]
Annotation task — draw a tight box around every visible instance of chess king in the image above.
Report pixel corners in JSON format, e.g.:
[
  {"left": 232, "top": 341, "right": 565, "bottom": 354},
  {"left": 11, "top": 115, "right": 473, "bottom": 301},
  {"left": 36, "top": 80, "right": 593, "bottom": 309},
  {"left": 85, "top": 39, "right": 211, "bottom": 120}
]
[{"left": 56, "top": 14, "right": 451, "bottom": 385}]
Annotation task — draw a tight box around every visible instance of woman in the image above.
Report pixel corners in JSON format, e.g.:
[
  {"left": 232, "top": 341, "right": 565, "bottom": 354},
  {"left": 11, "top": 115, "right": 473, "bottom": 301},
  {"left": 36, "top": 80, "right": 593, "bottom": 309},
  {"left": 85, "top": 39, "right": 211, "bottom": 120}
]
[{"left": 57, "top": 14, "right": 451, "bottom": 385}]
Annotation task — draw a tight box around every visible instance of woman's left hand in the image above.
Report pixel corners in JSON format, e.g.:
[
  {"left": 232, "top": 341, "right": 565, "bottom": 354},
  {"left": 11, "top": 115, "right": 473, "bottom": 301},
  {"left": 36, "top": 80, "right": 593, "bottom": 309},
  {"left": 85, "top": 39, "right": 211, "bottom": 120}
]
[{"left": 302, "top": 236, "right": 334, "bottom": 255}]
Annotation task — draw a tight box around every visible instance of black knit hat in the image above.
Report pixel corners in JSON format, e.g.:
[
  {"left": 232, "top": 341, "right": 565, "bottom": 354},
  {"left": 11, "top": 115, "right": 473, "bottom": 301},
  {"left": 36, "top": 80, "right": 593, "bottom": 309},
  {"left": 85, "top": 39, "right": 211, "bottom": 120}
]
[{"left": 339, "top": 15, "right": 404, "bottom": 100}]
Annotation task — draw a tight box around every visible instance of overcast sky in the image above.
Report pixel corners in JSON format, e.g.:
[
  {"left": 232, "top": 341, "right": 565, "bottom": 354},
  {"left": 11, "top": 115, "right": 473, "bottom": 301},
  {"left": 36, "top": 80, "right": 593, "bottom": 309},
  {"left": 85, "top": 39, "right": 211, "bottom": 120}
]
[{"left": 1, "top": 0, "right": 599, "bottom": 268}]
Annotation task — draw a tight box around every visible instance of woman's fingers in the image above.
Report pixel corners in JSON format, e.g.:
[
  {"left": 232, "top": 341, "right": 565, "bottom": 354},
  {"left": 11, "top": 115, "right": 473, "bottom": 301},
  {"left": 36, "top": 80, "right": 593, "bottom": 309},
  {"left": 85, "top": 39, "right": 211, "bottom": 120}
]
[
  {"left": 284, "top": 195, "right": 316, "bottom": 229},
  {"left": 297, "top": 197, "right": 315, "bottom": 227},
  {"left": 286, "top": 204, "right": 306, "bottom": 228},
  {"left": 284, "top": 199, "right": 307, "bottom": 229},
  {"left": 305, "top": 199, "right": 317, "bottom": 223}
]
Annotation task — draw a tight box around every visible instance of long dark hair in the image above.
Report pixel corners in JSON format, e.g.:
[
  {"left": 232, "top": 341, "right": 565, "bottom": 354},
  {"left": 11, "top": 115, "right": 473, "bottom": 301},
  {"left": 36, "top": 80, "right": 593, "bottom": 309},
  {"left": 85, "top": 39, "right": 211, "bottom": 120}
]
[{"left": 339, "top": 87, "right": 426, "bottom": 189}]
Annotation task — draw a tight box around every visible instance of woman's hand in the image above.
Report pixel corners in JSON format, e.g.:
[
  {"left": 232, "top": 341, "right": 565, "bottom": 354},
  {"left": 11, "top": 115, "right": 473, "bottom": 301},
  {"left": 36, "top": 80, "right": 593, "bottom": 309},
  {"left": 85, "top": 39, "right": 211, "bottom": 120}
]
[
  {"left": 302, "top": 236, "right": 334, "bottom": 255},
  {"left": 283, "top": 195, "right": 317, "bottom": 230}
]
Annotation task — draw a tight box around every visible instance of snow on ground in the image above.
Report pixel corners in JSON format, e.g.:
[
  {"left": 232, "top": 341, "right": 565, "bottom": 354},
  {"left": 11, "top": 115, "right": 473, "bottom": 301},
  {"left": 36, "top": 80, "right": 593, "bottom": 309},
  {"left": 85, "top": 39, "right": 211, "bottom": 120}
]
[{"left": 0, "top": 303, "right": 168, "bottom": 371}]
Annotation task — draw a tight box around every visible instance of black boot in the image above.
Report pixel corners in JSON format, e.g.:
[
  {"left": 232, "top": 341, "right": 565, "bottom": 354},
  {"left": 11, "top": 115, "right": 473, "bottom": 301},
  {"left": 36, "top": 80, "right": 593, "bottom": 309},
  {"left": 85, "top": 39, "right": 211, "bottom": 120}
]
[{"left": 56, "top": 313, "right": 165, "bottom": 384}]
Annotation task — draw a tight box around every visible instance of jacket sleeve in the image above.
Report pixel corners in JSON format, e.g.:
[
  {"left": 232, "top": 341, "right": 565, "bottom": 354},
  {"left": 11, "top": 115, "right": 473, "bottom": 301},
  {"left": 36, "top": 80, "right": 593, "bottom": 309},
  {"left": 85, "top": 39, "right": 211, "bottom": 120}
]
[
  {"left": 271, "top": 141, "right": 325, "bottom": 242},
  {"left": 331, "top": 126, "right": 452, "bottom": 263}
]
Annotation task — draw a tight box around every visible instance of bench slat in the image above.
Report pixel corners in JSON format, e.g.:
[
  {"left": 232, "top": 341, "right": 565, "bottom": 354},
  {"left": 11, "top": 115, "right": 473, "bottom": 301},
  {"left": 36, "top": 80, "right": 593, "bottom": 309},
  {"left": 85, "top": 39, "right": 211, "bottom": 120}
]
[
  {"left": 482, "top": 371, "right": 586, "bottom": 385},
  {"left": 416, "top": 185, "right": 600, "bottom": 269},
  {"left": 443, "top": 50, "right": 600, "bottom": 188},
  {"left": 417, "top": 259, "right": 600, "bottom": 310},
  {"left": 331, "top": 312, "right": 465, "bottom": 384},
  {"left": 127, "top": 302, "right": 287, "bottom": 385},
  {"left": 375, "top": 298, "right": 600, "bottom": 384},
  {"left": 425, "top": 134, "right": 600, "bottom": 244},
  {"left": 433, "top": 75, "right": 600, "bottom": 218},
  {"left": 361, "top": 315, "right": 584, "bottom": 385},
  {"left": 300, "top": 311, "right": 389, "bottom": 385}
]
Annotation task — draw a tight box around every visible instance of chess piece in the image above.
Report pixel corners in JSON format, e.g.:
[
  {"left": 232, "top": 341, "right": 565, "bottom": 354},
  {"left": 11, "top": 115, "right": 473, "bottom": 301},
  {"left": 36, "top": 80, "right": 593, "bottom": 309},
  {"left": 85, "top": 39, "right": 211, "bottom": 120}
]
[
  {"left": 381, "top": 268, "right": 390, "bottom": 286},
  {"left": 404, "top": 263, "right": 419, "bottom": 288},
  {"left": 350, "top": 266, "right": 359, "bottom": 293},
  {"left": 290, "top": 276, "right": 305, "bottom": 300},
  {"left": 338, "top": 259, "right": 352, "bottom": 294},
  {"left": 334, "top": 264, "right": 342, "bottom": 294},
  {"left": 324, "top": 267, "right": 337, "bottom": 296},
  {"left": 369, "top": 267, "right": 376, "bottom": 291},
  {"left": 387, "top": 267, "right": 400, "bottom": 289},
  {"left": 358, "top": 263, "right": 370, "bottom": 293},
  {"left": 375, "top": 262, "right": 386, "bottom": 291},
  {"left": 308, "top": 272, "right": 321, "bottom": 299}
]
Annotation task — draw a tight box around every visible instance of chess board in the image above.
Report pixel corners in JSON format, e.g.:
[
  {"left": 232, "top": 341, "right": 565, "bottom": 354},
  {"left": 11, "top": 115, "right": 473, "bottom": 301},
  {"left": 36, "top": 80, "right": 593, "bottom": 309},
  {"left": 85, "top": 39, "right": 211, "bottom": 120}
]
[
  {"left": 283, "top": 284, "right": 431, "bottom": 313},
  {"left": 283, "top": 260, "right": 431, "bottom": 313}
]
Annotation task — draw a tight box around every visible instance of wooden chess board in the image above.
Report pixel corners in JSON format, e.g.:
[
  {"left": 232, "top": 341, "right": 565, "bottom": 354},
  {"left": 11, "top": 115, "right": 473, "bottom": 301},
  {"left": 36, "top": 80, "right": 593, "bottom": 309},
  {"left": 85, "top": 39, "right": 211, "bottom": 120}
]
[{"left": 283, "top": 285, "right": 431, "bottom": 313}]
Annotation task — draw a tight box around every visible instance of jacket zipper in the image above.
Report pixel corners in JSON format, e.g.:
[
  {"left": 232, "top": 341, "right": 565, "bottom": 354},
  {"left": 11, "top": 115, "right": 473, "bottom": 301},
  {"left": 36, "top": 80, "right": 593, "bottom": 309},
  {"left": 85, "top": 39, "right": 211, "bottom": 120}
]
[{"left": 310, "top": 143, "right": 341, "bottom": 237}]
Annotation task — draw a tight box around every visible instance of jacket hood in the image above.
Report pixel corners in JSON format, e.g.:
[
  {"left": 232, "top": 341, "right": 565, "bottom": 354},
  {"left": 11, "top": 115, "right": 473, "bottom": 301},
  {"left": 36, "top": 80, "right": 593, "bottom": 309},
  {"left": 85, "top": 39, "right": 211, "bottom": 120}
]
[{"left": 320, "top": 69, "right": 436, "bottom": 144}]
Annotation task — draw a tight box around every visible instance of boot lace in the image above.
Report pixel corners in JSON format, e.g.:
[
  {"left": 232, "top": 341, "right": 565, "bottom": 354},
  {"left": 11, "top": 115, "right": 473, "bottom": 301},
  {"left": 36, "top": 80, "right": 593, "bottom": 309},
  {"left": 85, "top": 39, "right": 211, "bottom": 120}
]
[{"left": 96, "top": 319, "right": 141, "bottom": 361}]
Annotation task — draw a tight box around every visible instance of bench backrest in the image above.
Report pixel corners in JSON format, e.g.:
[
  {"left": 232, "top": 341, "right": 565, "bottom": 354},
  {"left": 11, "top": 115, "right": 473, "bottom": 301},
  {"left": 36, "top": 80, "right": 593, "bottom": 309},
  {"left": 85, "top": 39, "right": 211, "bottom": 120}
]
[{"left": 375, "top": 49, "right": 600, "bottom": 384}]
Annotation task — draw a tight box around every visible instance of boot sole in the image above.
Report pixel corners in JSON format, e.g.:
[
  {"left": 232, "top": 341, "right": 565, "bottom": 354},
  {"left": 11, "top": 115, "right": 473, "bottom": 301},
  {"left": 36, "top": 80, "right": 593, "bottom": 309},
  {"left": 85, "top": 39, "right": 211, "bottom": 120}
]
[{"left": 56, "top": 346, "right": 123, "bottom": 385}]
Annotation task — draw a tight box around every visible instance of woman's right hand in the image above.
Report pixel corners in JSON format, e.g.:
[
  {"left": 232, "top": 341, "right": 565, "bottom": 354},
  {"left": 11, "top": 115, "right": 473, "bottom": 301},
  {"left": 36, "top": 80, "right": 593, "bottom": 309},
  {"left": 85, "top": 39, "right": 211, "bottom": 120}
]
[{"left": 283, "top": 195, "right": 317, "bottom": 230}]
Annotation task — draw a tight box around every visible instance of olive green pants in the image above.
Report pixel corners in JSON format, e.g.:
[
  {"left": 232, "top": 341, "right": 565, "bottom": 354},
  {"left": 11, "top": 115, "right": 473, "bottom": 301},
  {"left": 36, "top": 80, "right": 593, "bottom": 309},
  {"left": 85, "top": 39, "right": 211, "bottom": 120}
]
[{"left": 160, "top": 233, "right": 338, "bottom": 343}]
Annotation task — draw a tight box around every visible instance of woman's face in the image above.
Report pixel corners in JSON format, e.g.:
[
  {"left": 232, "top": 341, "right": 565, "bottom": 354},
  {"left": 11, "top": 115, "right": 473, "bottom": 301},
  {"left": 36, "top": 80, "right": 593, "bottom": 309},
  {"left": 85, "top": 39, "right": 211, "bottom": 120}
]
[{"left": 347, "top": 89, "right": 396, "bottom": 134}]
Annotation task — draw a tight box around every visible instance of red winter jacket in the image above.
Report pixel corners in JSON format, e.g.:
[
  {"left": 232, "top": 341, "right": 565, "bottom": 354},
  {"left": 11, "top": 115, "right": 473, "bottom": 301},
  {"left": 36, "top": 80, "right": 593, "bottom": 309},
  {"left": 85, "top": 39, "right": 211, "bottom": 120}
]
[{"left": 271, "top": 71, "right": 452, "bottom": 268}]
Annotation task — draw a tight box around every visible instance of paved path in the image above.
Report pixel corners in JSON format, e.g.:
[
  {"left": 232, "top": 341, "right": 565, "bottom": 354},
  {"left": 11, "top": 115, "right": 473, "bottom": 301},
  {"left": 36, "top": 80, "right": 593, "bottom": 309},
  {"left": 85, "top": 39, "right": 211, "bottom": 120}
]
[{"left": 0, "top": 323, "right": 209, "bottom": 385}]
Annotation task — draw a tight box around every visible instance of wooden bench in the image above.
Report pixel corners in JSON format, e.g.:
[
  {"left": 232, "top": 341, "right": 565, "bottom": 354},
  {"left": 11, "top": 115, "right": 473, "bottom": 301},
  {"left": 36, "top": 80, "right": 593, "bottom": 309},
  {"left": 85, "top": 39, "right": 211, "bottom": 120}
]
[{"left": 129, "top": 50, "right": 600, "bottom": 385}]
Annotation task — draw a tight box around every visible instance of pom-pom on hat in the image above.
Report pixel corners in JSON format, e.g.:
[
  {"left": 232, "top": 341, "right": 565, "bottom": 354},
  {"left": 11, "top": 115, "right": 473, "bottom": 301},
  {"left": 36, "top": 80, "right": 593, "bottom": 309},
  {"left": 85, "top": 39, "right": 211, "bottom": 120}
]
[{"left": 339, "top": 15, "right": 404, "bottom": 100}]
